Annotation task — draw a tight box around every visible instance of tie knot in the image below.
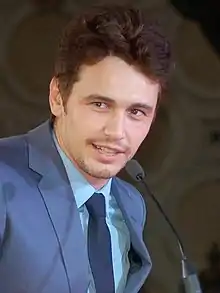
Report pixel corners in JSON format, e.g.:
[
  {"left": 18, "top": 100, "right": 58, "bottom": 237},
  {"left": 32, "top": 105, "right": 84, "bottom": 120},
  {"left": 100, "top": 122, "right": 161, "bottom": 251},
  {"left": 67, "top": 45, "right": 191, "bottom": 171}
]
[{"left": 86, "top": 193, "right": 106, "bottom": 218}]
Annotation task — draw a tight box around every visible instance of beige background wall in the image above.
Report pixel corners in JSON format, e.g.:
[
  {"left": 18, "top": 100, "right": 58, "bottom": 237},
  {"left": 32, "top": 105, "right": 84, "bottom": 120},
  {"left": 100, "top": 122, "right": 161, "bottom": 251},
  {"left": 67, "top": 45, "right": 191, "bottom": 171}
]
[{"left": 0, "top": 0, "right": 220, "bottom": 292}]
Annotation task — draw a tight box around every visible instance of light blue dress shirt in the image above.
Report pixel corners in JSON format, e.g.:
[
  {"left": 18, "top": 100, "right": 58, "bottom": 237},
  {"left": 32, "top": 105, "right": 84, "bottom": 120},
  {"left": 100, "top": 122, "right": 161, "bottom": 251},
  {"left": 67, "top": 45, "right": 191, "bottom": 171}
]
[{"left": 53, "top": 134, "right": 130, "bottom": 293}]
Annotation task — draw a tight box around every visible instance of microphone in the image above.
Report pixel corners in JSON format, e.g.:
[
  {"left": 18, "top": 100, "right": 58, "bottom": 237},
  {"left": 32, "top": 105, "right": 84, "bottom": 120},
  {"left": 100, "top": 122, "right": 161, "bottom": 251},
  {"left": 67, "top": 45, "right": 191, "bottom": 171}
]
[{"left": 125, "top": 159, "right": 202, "bottom": 293}]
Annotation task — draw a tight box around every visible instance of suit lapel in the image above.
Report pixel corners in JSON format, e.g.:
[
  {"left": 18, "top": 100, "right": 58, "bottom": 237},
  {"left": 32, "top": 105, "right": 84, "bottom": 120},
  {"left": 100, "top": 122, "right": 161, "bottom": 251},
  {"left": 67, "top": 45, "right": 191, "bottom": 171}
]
[
  {"left": 27, "top": 121, "right": 90, "bottom": 293},
  {"left": 112, "top": 177, "right": 152, "bottom": 293},
  {"left": 111, "top": 177, "right": 147, "bottom": 258}
]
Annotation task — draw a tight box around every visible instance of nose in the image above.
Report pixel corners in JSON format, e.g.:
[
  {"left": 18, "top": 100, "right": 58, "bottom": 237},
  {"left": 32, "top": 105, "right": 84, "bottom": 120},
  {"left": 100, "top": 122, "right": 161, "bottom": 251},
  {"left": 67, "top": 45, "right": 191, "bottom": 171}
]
[{"left": 103, "top": 112, "right": 126, "bottom": 141}]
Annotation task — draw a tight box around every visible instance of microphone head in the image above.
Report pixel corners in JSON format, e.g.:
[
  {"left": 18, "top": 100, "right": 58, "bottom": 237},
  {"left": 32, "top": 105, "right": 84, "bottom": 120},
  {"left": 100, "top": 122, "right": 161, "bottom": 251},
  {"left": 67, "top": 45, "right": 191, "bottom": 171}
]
[{"left": 125, "top": 159, "right": 145, "bottom": 182}]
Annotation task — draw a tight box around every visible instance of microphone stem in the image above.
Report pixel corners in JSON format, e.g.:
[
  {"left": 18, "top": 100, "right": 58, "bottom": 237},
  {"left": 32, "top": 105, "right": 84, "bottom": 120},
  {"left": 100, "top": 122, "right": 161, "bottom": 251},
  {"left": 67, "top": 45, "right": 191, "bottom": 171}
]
[
  {"left": 135, "top": 172, "right": 203, "bottom": 293},
  {"left": 139, "top": 178, "right": 187, "bottom": 260}
]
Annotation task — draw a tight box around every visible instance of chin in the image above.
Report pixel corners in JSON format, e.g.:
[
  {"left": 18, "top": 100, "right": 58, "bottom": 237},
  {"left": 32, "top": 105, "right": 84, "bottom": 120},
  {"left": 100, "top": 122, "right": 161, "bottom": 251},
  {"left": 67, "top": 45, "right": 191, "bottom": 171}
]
[
  {"left": 76, "top": 155, "right": 127, "bottom": 179},
  {"left": 91, "top": 167, "right": 118, "bottom": 179},
  {"left": 85, "top": 161, "right": 121, "bottom": 179},
  {"left": 98, "top": 162, "right": 126, "bottom": 178}
]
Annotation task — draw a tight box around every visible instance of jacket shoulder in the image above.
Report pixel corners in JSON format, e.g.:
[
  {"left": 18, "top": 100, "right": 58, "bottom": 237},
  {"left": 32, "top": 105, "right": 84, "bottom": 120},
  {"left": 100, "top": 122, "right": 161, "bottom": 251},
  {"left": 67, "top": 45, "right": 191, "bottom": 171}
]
[
  {"left": 0, "top": 134, "right": 28, "bottom": 177},
  {"left": 0, "top": 134, "right": 29, "bottom": 247}
]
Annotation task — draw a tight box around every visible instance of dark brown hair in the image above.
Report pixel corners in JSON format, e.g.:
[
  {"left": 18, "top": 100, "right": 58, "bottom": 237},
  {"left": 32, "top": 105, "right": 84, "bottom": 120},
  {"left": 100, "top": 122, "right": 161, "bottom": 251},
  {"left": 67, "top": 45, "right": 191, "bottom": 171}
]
[{"left": 54, "top": 4, "right": 171, "bottom": 102}]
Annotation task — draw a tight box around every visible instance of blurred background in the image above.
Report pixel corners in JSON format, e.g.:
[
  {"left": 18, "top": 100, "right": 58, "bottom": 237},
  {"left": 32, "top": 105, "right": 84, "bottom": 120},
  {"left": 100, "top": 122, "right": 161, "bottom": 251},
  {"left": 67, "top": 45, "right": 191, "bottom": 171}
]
[{"left": 0, "top": 0, "right": 220, "bottom": 292}]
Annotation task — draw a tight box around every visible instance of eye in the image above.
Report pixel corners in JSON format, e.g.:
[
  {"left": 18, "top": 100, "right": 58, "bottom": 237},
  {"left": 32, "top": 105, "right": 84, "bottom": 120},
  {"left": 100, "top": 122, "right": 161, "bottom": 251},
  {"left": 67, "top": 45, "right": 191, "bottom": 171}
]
[
  {"left": 129, "top": 108, "right": 146, "bottom": 117},
  {"left": 92, "top": 102, "right": 108, "bottom": 109}
]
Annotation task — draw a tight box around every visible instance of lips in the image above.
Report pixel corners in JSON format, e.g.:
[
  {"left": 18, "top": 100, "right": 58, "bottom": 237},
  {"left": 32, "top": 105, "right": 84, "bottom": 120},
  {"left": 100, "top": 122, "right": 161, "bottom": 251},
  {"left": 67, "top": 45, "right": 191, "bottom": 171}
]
[{"left": 92, "top": 144, "right": 125, "bottom": 155}]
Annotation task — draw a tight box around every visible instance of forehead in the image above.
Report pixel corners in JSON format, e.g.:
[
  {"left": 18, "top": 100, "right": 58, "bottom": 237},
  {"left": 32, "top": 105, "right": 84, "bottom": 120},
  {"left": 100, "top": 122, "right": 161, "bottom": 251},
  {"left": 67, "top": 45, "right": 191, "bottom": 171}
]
[{"left": 72, "top": 56, "right": 159, "bottom": 106}]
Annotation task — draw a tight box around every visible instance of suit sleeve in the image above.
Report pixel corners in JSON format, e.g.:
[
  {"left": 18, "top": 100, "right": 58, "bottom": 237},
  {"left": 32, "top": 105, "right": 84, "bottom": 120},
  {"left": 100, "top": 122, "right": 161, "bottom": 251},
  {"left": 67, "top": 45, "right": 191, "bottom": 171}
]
[{"left": 0, "top": 183, "right": 6, "bottom": 248}]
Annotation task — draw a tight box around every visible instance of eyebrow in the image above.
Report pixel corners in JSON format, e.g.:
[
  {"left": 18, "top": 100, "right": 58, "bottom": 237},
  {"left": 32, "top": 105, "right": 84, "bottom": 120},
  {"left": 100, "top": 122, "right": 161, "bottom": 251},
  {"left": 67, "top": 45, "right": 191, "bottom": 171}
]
[{"left": 83, "top": 94, "right": 154, "bottom": 112}]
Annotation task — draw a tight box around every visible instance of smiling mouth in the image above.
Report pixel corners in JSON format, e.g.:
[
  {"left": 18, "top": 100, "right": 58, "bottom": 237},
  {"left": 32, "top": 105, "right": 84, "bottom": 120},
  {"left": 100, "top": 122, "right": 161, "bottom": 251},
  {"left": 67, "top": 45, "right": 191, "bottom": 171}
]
[{"left": 92, "top": 144, "right": 124, "bottom": 156}]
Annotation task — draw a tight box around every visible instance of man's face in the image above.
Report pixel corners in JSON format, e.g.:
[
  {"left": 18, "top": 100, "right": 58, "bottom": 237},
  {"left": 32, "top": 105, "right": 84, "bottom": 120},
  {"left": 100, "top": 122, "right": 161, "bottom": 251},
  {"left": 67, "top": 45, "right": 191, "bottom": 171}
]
[{"left": 50, "top": 56, "right": 159, "bottom": 185}]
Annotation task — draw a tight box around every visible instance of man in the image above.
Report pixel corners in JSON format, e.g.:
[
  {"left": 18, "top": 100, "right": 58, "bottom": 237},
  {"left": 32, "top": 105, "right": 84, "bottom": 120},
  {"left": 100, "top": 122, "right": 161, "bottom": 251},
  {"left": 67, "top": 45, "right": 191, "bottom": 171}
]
[{"left": 0, "top": 5, "right": 171, "bottom": 293}]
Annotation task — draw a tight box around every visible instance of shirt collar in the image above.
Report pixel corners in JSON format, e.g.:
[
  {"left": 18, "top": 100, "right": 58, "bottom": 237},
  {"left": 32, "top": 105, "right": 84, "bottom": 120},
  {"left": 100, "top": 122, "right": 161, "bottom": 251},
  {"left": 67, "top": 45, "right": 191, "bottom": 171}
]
[{"left": 52, "top": 131, "right": 112, "bottom": 208}]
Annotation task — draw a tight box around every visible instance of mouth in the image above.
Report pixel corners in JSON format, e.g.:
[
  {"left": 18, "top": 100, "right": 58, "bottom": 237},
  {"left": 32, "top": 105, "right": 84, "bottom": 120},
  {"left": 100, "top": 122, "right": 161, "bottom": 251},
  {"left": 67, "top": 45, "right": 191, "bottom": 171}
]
[{"left": 92, "top": 144, "right": 125, "bottom": 156}]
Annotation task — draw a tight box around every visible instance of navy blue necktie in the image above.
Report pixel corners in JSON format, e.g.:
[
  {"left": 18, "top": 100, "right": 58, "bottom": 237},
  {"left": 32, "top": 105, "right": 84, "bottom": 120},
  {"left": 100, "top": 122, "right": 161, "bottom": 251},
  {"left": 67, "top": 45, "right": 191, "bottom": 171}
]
[{"left": 86, "top": 193, "right": 115, "bottom": 293}]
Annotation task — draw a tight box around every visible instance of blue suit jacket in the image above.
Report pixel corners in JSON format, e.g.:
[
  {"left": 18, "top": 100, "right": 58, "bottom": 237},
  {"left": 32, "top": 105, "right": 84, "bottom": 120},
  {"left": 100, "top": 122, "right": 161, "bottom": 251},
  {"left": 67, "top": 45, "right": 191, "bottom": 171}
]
[{"left": 0, "top": 121, "right": 151, "bottom": 293}]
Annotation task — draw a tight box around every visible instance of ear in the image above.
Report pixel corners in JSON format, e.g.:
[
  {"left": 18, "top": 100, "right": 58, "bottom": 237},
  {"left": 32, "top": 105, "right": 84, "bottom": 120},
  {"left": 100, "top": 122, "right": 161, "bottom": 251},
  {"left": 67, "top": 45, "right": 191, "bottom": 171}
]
[{"left": 49, "top": 77, "right": 64, "bottom": 118}]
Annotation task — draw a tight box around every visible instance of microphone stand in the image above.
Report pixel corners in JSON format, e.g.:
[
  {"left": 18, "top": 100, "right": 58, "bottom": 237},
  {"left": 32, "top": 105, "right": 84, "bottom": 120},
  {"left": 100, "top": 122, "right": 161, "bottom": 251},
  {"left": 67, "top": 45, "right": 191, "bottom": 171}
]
[{"left": 136, "top": 173, "right": 202, "bottom": 293}]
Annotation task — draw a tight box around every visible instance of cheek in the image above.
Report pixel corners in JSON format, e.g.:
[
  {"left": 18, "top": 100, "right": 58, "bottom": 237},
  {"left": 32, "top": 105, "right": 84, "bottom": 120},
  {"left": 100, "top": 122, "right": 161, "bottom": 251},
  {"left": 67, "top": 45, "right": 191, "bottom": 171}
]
[
  {"left": 67, "top": 112, "right": 103, "bottom": 141},
  {"left": 82, "top": 113, "right": 108, "bottom": 135},
  {"left": 127, "top": 123, "right": 151, "bottom": 150}
]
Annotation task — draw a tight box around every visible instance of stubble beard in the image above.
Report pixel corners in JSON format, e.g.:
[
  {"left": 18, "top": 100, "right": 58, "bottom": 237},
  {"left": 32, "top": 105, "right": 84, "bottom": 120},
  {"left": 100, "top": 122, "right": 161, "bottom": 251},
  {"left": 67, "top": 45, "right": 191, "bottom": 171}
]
[{"left": 74, "top": 155, "right": 125, "bottom": 180}]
